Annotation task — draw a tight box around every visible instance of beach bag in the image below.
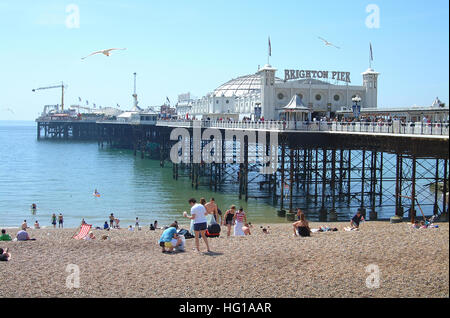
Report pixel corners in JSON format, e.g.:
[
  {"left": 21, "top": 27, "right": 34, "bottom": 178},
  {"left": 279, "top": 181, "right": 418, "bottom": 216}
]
[
  {"left": 205, "top": 223, "right": 221, "bottom": 238},
  {"left": 178, "top": 228, "right": 194, "bottom": 239}
]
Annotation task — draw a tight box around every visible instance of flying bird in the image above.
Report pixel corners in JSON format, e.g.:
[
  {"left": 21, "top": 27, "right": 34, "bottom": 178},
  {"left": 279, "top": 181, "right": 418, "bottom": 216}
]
[
  {"left": 2, "top": 107, "right": 15, "bottom": 114},
  {"left": 318, "top": 37, "right": 340, "bottom": 49},
  {"left": 81, "top": 48, "right": 127, "bottom": 60}
]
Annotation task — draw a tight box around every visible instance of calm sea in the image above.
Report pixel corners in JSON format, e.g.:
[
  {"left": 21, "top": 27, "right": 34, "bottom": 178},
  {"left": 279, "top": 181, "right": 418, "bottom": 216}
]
[{"left": 0, "top": 120, "right": 440, "bottom": 228}]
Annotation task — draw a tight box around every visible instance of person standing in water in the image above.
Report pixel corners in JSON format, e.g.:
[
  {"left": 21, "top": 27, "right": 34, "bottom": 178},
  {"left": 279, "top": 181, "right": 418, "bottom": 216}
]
[
  {"left": 51, "top": 214, "right": 57, "bottom": 228},
  {"left": 58, "top": 213, "right": 64, "bottom": 228},
  {"left": 183, "top": 198, "right": 211, "bottom": 253}
]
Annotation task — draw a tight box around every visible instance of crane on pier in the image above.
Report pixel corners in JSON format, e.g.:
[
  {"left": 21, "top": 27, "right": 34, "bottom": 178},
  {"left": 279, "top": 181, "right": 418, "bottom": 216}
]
[{"left": 32, "top": 82, "right": 66, "bottom": 111}]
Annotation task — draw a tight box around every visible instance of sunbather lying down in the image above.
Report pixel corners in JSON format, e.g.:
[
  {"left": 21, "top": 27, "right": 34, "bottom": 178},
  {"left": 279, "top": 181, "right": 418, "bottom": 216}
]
[{"left": 311, "top": 226, "right": 338, "bottom": 233}]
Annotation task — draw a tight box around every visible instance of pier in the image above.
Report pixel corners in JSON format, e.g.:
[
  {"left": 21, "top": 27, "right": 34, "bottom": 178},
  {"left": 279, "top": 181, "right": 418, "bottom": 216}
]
[{"left": 36, "top": 116, "right": 450, "bottom": 222}]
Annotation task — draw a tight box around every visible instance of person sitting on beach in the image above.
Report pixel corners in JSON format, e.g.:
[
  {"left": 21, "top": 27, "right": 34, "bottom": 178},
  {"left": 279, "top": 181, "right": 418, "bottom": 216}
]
[
  {"left": 158, "top": 223, "right": 181, "bottom": 253},
  {"left": 16, "top": 229, "right": 35, "bottom": 241},
  {"left": 0, "top": 229, "right": 12, "bottom": 241},
  {"left": 412, "top": 220, "right": 420, "bottom": 229},
  {"left": 51, "top": 214, "right": 57, "bottom": 228},
  {"left": 350, "top": 211, "right": 364, "bottom": 229},
  {"left": 0, "top": 248, "right": 11, "bottom": 262},
  {"left": 149, "top": 223, "right": 155, "bottom": 231},
  {"left": 128, "top": 225, "right": 134, "bottom": 231},
  {"left": 21, "top": 220, "right": 28, "bottom": 230},
  {"left": 114, "top": 218, "right": 120, "bottom": 229},
  {"left": 103, "top": 221, "right": 109, "bottom": 230},
  {"left": 84, "top": 231, "right": 96, "bottom": 240},
  {"left": 293, "top": 214, "right": 311, "bottom": 237},
  {"left": 419, "top": 220, "right": 427, "bottom": 229},
  {"left": 223, "top": 205, "right": 236, "bottom": 237},
  {"left": 34, "top": 221, "right": 40, "bottom": 229},
  {"left": 242, "top": 222, "right": 252, "bottom": 235}
]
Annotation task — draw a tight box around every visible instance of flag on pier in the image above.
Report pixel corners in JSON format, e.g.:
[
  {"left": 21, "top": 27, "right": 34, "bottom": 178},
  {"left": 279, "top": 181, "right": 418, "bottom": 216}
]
[
  {"left": 370, "top": 42, "right": 373, "bottom": 61},
  {"left": 166, "top": 96, "right": 170, "bottom": 105},
  {"left": 268, "top": 36, "right": 272, "bottom": 57}
]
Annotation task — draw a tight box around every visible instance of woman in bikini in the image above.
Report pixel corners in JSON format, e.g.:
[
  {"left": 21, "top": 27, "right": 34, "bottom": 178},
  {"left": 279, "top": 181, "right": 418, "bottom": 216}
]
[
  {"left": 222, "top": 205, "right": 236, "bottom": 237},
  {"left": 293, "top": 213, "right": 311, "bottom": 237}
]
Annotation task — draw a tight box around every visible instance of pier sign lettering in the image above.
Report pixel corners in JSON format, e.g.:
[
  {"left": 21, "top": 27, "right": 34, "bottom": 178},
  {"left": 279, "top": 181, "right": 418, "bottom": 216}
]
[{"left": 284, "top": 69, "right": 351, "bottom": 83}]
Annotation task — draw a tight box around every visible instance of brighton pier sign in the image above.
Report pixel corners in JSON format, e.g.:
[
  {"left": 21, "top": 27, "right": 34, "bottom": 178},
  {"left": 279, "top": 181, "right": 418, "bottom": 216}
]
[{"left": 284, "top": 69, "right": 351, "bottom": 83}]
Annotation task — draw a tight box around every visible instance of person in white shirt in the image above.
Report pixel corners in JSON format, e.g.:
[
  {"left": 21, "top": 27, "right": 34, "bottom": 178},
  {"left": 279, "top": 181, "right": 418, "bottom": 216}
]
[{"left": 183, "top": 198, "right": 211, "bottom": 253}]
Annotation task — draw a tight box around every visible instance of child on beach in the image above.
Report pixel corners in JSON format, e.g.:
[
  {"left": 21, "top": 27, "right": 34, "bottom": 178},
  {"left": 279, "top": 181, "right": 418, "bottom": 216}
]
[
  {"left": 158, "top": 223, "right": 182, "bottom": 253},
  {"left": 350, "top": 211, "right": 364, "bottom": 229},
  {"left": 233, "top": 207, "right": 247, "bottom": 236}
]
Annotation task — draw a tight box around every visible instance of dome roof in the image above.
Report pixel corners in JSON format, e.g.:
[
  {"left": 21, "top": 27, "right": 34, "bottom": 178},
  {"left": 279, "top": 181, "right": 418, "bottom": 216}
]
[
  {"left": 213, "top": 73, "right": 282, "bottom": 98},
  {"left": 214, "top": 73, "right": 262, "bottom": 98}
]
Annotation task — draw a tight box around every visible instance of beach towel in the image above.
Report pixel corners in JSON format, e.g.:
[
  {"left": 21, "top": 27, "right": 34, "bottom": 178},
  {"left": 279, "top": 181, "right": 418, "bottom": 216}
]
[{"left": 73, "top": 224, "right": 92, "bottom": 240}]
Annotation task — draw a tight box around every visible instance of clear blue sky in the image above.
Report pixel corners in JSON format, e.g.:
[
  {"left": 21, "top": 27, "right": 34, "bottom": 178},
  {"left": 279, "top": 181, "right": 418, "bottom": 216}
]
[{"left": 0, "top": 0, "right": 448, "bottom": 120}]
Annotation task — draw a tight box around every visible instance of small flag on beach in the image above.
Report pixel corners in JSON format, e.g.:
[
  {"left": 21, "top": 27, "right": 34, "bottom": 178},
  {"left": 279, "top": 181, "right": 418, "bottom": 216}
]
[
  {"left": 370, "top": 42, "right": 373, "bottom": 61},
  {"left": 268, "top": 36, "right": 272, "bottom": 57}
]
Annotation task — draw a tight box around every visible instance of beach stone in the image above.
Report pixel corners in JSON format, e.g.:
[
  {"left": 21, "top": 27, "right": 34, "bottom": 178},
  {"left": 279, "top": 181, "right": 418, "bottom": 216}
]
[{"left": 390, "top": 215, "right": 403, "bottom": 223}]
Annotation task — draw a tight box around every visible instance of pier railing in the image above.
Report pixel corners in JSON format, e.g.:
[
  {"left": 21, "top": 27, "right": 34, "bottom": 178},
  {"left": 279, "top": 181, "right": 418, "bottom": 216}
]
[{"left": 157, "top": 120, "right": 449, "bottom": 136}]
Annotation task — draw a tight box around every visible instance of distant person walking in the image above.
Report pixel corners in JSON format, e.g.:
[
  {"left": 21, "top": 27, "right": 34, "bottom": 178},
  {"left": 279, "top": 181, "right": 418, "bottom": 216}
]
[
  {"left": 183, "top": 198, "right": 211, "bottom": 253},
  {"left": 58, "top": 213, "right": 64, "bottom": 228},
  {"left": 51, "top": 214, "right": 57, "bottom": 228}
]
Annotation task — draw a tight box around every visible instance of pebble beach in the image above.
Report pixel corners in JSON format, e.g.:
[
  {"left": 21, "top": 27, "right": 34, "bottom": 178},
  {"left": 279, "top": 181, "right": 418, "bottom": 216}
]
[{"left": 0, "top": 221, "right": 448, "bottom": 298}]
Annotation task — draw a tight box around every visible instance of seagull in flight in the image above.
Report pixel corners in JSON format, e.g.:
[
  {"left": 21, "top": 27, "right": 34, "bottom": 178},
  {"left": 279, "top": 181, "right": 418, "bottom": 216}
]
[
  {"left": 81, "top": 48, "right": 127, "bottom": 60},
  {"left": 2, "top": 107, "right": 15, "bottom": 114},
  {"left": 318, "top": 37, "right": 340, "bottom": 49}
]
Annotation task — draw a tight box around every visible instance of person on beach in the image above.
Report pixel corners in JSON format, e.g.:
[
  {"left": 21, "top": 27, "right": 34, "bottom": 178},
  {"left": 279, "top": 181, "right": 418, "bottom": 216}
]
[
  {"left": 135, "top": 217, "right": 140, "bottom": 229},
  {"left": 205, "top": 198, "right": 220, "bottom": 223},
  {"left": 109, "top": 213, "right": 115, "bottom": 228},
  {"left": 34, "top": 221, "right": 40, "bottom": 229},
  {"left": 58, "top": 213, "right": 64, "bottom": 228},
  {"left": 200, "top": 197, "right": 207, "bottom": 206},
  {"left": 128, "top": 225, "right": 133, "bottom": 231},
  {"left": 0, "top": 229, "right": 12, "bottom": 241},
  {"left": 158, "top": 222, "right": 181, "bottom": 253},
  {"left": 84, "top": 231, "right": 96, "bottom": 240},
  {"left": 104, "top": 221, "right": 109, "bottom": 230},
  {"left": 51, "top": 214, "right": 57, "bottom": 228},
  {"left": 242, "top": 222, "right": 252, "bottom": 235},
  {"left": 31, "top": 203, "right": 37, "bottom": 214},
  {"left": 114, "top": 218, "right": 120, "bottom": 229},
  {"left": 350, "top": 211, "right": 364, "bottom": 229},
  {"left": 233, "top": 207, "right": 247, "bottom": 236},
  {"left": 16, "top": 229, "right": 35, "bottom": 241},
  {"left": 21, "top": 220, "right": 28, "bottom": 230},
  {"left": 81, "top": 218, "right": 86, "bottom": 225},
  {"left": 183, "top": 198, "right": 211, "bottom": 253},
  {"left": 223, "top": 205, "right": 236, "bottom": 237},
  {"left": 293, "top": 214, "right": 311, "bottom": 237},
  {"left": 154, "top": 220, "right": 158, "bottom": 229},
  {"left": 0, "top": 248, "right": 11, "bottom": 261}
]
